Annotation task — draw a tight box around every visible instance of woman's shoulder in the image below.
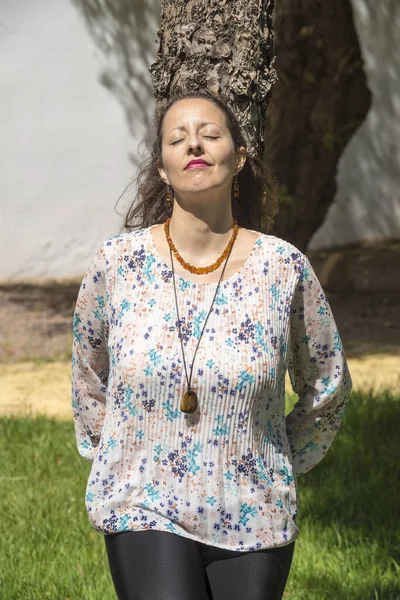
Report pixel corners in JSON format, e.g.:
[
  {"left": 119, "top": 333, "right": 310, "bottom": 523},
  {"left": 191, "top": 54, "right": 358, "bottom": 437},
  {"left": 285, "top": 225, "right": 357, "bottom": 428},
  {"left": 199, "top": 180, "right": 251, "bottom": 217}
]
[
  {"left": 257, "top": 231, "right": 308, "bottom": 269},
  {"left": 100, "top": 227, "right": 149, "bottom": 256}
]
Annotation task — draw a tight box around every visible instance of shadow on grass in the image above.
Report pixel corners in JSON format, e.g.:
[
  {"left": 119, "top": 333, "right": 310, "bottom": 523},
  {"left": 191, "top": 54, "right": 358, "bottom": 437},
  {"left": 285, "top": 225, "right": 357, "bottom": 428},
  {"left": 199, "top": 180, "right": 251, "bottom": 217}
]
[{"left": 297, "top": 388, "right": 400, "bottom": 553}]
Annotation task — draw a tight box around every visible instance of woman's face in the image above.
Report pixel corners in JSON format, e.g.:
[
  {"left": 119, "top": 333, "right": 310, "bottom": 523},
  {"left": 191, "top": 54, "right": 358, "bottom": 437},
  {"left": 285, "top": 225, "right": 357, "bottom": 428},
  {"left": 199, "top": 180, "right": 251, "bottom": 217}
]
[{"left": 157, "top": 98, "right": 246, "bottom": 198}]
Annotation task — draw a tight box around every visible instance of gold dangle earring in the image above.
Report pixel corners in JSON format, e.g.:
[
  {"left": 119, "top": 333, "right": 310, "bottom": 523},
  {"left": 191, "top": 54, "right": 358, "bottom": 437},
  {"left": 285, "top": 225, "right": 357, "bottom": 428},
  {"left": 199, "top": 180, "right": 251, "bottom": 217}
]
[
  {"left": 167, "top": 185, "right": 173, "bottom": 208},
  {"left": 233, "top": 175, "right": 240, "bottom": 199}
]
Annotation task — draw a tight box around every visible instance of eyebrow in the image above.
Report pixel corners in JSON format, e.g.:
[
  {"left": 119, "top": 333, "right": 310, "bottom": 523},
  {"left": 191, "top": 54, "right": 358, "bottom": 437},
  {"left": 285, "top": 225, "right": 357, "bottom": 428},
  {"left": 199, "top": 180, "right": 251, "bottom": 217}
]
[{"left": 167, "top": 121, "right": 222, "bottom": 135}]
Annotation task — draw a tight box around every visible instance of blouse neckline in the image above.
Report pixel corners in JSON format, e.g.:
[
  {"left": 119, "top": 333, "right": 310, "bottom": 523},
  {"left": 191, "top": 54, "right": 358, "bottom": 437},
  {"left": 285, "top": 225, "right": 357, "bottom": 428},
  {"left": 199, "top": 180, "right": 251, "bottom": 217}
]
[{"left": 146, "top": 225, "right": 263, "bottom": 288}]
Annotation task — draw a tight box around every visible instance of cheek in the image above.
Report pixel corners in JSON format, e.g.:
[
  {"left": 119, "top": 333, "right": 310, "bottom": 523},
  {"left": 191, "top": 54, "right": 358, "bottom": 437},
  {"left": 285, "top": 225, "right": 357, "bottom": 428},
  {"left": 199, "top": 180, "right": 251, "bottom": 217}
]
[
  {"left": 218, "top": 152, "right": 237, "bottom": 172},
  {"left": 160, "top": 149, "right": 180, "bottom": 174},
  {"left": 216, "top": 142, "right": 237, "bottom": 168}
]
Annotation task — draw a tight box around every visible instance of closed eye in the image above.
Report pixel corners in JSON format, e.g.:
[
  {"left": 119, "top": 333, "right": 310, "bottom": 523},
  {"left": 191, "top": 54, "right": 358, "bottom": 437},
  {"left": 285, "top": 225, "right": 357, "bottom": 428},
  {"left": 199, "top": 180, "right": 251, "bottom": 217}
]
[{"left": 170, "top": 136, "right": 219, "bottom": 145}]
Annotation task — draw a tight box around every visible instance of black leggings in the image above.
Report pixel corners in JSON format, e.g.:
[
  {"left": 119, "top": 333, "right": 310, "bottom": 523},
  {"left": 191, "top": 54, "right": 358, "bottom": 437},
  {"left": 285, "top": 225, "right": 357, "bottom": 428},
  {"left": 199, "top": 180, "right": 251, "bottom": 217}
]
[{"left": 104, "top": 529, "right": 295, "bottom": 600}]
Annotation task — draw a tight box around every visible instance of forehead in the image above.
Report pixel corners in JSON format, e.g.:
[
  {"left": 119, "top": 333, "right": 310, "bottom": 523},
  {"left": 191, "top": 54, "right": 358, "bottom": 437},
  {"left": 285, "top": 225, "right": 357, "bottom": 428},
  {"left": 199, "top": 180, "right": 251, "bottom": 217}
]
[{"left": 162, "top": 99, "right": 227, "bottom": 133}]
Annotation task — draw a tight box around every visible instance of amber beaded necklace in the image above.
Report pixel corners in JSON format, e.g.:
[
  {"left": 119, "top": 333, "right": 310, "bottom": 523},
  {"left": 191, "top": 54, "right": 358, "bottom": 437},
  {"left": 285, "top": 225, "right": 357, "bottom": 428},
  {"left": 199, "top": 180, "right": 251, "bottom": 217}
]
[
  {"left": 165, "top": 218, "right": 237, "bottom": 413},
  {"left": 164, "top": 216, "right": 239, "bottom": 274}
]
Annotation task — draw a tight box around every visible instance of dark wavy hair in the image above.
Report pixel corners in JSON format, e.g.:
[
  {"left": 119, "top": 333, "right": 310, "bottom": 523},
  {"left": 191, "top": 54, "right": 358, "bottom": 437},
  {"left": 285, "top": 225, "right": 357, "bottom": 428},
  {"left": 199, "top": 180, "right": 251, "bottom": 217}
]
[{"left": 117, "top": 90, "right": 279, "bottom": 234}]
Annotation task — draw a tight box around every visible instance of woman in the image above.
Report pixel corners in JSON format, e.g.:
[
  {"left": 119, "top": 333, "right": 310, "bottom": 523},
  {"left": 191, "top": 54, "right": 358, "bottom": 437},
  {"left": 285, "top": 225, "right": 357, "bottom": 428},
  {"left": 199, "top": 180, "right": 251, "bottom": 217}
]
[{"left": 72, "top": 90, "right": 352, "bottom": 600}]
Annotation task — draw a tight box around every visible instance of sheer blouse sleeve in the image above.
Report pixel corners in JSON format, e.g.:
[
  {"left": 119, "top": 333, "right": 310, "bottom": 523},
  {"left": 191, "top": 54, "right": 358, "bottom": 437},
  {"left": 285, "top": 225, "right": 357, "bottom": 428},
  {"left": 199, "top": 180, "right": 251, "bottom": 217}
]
[
  {"left": 286, "top": 255, "right": 352, "bottom": 476},
  {"left": 71, "top": 244, "right": 109, "bottom": 461}
]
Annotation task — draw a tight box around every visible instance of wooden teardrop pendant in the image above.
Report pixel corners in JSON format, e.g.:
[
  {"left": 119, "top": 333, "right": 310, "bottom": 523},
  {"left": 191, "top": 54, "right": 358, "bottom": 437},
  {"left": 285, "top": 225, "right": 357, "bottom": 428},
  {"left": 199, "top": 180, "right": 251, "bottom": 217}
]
[{"left": 180, "top": 390, "right": 198, "bottom": 414}]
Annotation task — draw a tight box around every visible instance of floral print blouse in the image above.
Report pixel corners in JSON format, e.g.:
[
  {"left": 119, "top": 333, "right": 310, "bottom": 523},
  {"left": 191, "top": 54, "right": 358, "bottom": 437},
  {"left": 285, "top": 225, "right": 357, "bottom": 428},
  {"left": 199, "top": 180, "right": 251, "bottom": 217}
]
[{"left": 71, "top": 225, "right": 352, "bottom": 551}]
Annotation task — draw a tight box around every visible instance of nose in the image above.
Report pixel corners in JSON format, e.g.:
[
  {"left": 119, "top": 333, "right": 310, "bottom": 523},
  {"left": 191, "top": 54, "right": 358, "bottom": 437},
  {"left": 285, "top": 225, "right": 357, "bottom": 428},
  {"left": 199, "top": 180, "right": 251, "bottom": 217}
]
[{"left": 186, "top": 133, "right": 203, "bottom": 154}]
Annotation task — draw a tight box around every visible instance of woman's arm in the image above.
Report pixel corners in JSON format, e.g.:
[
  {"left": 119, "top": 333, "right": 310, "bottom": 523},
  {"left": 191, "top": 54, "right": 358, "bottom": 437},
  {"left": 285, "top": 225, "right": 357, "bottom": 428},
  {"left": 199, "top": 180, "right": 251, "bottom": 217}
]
[
  {"left": 71, "top": 243, "right": 109, "bottom": 461},
  {"left": 286, "top": 255, "right": 352, "bottom": 476}
]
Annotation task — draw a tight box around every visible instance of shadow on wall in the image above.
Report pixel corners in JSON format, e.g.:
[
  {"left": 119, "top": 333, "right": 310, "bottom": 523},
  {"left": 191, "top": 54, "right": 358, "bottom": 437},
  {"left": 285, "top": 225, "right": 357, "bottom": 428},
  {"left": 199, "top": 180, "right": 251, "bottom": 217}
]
[
  {"left": 309, "top": 0, "right": 400, "bottom": 249},
  {"left": 344, "top": 0, "right": 400, "bottom": 242},
  {"left": 71, "top": 0, "right": 161, "bottom": 167}
]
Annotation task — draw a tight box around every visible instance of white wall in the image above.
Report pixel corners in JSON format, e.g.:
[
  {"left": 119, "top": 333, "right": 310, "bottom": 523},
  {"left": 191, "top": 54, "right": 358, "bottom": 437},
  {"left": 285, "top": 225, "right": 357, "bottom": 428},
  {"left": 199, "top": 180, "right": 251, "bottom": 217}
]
[
  {"left": 0, "top": 0, "right": 399, "bottom": 280},
  {"left": 0, "top": 0, "right": 157, "bottom": 280}
]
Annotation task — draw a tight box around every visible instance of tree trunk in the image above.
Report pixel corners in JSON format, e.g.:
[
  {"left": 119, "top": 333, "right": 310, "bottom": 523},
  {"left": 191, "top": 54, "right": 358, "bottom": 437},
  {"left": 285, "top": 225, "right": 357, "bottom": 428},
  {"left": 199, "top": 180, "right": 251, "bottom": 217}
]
[
  {"left": 265, "top": 0, "right": 372, "bottom": 251},
  {"left": 74, "top": 0, "right": 371, "bottom": 249},
  {"left": 150, "top": 0, "right": 276, "bottom": 156}
]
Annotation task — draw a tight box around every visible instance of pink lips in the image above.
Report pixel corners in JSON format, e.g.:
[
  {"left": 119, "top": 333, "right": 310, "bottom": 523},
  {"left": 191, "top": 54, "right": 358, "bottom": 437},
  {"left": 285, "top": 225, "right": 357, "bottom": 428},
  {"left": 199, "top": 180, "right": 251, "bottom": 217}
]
[{"left": 185, "top": 160, "right": 210, "bottom": 169}]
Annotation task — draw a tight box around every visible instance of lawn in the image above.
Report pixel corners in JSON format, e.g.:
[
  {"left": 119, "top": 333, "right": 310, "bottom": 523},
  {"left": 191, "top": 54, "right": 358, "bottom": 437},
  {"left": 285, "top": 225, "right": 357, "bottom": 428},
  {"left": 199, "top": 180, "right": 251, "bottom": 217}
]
[{"left": 0, "top": 389, "right": 399, "bottom": 599}]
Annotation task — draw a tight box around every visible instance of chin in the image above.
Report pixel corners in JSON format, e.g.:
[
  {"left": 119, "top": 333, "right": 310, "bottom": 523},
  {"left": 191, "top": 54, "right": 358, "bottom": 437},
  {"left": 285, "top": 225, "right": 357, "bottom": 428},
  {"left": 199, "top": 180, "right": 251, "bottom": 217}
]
[{"left": 179, "top": 186, "right": 216, "bottom": 196}]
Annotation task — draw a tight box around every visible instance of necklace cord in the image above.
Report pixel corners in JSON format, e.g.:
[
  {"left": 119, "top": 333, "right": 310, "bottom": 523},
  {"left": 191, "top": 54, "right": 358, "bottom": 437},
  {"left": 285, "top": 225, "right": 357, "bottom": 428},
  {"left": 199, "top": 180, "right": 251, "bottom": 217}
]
[{"left": 170, "top": 239, "right": 234, "bottom": 393}]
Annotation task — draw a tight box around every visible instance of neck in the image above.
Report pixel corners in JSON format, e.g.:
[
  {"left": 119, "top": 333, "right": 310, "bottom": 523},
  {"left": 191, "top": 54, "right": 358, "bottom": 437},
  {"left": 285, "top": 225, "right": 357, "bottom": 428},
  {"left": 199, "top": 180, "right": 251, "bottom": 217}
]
[{"left": 167, "top": 203, "right": 236, "bottom": 261}]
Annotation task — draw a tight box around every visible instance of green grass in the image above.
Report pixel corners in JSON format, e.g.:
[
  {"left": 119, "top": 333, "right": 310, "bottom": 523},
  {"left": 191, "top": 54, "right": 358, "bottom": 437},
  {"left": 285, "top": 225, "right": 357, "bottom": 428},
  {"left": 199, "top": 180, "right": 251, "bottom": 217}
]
[{"left": 0, "top": 389, "right": 399, "bottom": 599}]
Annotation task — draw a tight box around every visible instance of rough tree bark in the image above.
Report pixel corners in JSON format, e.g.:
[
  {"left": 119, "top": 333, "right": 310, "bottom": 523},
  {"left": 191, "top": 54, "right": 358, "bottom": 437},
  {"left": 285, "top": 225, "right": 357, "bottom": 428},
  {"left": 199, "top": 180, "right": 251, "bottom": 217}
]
[
  {"left": 149, "top": 0, "right": 277, "bottom": 156},
  {"left": 265, "top": 0, "right": 372, "bottom": 250}
]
